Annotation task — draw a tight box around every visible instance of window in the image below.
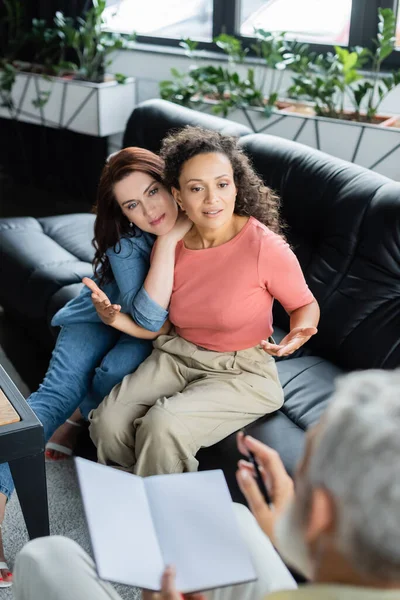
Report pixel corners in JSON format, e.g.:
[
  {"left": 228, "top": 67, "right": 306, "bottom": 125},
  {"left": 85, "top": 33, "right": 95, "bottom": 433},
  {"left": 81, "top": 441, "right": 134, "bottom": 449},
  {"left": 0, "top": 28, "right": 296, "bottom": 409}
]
[
  {"left": 104, "top": 0, "right": 213, "bottom": 41},
  {"left": 240, "top": 0, "right": 353, "bottom": 46},
  {"left": 104, "top": 0, "right": 399, "bottom": 66}
]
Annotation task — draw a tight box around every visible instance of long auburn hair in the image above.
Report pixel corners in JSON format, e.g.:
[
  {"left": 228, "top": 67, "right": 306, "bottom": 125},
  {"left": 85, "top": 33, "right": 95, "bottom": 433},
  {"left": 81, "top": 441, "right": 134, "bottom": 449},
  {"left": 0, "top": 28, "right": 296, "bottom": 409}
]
[
  {"left": 160, "top": 126, "right": 286, "bottom": 239},
  {"left": 92, "top": 147, "right": 165, "bottom": 285}
]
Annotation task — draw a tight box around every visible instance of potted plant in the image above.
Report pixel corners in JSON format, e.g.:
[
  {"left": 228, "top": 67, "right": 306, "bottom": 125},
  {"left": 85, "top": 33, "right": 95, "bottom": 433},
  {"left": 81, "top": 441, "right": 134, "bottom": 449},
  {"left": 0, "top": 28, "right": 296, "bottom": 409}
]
[
  {"left": 160, "top": 8, "right": 400, "bottom": 179},
  {"left": 0, "top": 0, "right": 136, "bottom": 136},
  {"left": 161, "top": 32, "right": 301, "bottom": 131},
  {"left": 277, "top": 8, "right": 400, "bottom": 174}
]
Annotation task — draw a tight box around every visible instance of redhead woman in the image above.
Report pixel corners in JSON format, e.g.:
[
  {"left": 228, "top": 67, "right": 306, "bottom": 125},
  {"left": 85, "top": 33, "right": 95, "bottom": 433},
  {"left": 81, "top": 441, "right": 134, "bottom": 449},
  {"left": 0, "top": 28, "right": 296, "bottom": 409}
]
[{"left": 0, "top": 148, "right": 190, "bottom": 586}]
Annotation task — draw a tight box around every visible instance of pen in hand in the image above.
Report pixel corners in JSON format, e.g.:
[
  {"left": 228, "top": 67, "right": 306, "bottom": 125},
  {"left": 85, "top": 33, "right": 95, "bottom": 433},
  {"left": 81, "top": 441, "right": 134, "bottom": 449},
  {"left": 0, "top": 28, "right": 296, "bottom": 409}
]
[{"left": 242, "top": 434, "right": 272, "bottom": 507}]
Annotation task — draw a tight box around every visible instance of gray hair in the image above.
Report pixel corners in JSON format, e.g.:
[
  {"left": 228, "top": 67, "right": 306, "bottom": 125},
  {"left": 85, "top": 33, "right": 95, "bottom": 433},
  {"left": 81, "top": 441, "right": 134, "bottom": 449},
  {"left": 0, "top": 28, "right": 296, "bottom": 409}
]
[{"left": 308, "top": 369, "right": 400, "bottom": 582}]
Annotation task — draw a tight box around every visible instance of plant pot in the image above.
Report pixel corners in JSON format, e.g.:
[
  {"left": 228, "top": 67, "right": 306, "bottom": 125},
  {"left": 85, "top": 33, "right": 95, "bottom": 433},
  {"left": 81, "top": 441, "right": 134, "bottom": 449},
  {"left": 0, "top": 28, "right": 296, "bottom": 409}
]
[
  {"left": 189, "top": 97, "right": 400, "bottom": 180},
  {"left": 0, "top": 70, "right": 136, "bottom": 137}
]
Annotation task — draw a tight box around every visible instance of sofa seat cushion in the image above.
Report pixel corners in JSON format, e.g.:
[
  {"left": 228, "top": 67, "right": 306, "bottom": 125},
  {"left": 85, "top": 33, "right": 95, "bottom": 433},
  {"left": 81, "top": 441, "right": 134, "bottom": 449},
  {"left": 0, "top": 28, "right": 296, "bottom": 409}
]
[{"left": 0, "top": 215, "right": 95, "bottom": 320}]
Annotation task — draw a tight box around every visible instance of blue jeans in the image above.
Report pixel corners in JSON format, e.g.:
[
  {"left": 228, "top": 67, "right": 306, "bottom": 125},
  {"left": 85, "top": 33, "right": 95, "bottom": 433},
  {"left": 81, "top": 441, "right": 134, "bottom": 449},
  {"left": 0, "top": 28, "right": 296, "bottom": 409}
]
[{"left": 0, "top": 323, "right": 152, "bottom": 500}]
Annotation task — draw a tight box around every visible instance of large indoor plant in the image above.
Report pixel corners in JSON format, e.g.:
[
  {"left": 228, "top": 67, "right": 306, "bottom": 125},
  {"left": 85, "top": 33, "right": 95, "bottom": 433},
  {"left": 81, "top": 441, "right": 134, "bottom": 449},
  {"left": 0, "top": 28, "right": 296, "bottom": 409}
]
[{"left": 0, "top": 0, "right": 136, "bottom": 136}]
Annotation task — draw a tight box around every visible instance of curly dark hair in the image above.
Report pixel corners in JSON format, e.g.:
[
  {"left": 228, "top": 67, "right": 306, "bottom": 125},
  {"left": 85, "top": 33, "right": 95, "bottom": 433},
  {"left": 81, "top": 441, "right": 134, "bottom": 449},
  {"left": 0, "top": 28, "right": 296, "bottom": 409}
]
[
  {"left": 160, "top": 126, "right": 285, "bottom": 238},
  {"left": 92, "top": 147, "right": 165, "bottom": 285}
]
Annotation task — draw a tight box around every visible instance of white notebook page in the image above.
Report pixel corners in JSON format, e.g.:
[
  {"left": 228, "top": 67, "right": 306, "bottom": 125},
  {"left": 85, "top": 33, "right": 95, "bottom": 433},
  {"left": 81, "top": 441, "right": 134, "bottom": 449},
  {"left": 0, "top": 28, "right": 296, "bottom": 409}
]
[
  {"left": 75, "top": 458, "right": 164, "bottom": 589},
  {"left": 145, "top": 470, "right": 256, "bottom": 593}
]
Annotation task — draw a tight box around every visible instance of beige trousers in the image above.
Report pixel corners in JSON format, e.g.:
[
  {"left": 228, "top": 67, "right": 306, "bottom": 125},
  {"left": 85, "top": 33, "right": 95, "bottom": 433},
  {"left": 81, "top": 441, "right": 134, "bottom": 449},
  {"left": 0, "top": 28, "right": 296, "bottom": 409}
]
[
  {"left": 13, "top": 504, "right": 297, "bottom": 600},
  {"left": 89, "top": 332, "right": 284, "bottom": 476}
]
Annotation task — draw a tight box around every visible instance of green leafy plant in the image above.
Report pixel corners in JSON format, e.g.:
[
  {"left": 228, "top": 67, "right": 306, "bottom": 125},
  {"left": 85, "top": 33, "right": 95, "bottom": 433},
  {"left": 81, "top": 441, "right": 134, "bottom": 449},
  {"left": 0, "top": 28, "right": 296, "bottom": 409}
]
[
  {"left": 212, "top": 34, "right": 263, "bottom": 115},
  {"left": 351, "top": 8, "right": 400, "bottom": 120},
  {"left": 159, "top": 39, "right": 205, "bottom": 106},
  {"left": 288, "top": 50, "right": 342, "bottom": 118},
  {"left": 215, "top": 33, "right": 248, "bottom": 65},
  {"left": 53, "top": 0, "right": 135, "bottom": 83},
  {"left": 251, "top": 30, "right": 305, "bottom": 113},
  {"left": 1, "top": 0, "right": 135, "bottom": 114},
  {"left": 162, "top": 14, "right": 399, "bottom": 124},
  {"left": 289, "top": 8, "right": 400, "bottom": 122}
]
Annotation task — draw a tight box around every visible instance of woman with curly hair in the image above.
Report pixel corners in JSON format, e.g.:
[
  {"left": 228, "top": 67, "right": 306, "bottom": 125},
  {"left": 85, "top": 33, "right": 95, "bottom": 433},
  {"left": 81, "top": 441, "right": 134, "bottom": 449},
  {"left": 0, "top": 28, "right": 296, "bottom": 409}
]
[{"left": 89, "top": 126, "right": 320, "bottom": 476}]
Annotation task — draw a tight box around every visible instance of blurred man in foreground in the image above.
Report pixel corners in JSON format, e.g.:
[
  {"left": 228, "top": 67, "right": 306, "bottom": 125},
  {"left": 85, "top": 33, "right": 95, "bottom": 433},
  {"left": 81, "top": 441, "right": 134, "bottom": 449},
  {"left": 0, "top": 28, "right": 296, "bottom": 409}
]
[{"left": 12, "top": 370, "right": 400, "bottom": 600}]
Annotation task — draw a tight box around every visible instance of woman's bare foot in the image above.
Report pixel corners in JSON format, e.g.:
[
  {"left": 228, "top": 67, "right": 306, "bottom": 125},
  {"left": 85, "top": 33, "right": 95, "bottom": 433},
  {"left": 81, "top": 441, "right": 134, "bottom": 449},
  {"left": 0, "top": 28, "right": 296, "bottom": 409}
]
[
  {"left": 45, "top": 408, "right": 84, "bottom": 460},
  {"left": 0, "top": 493, "right": 13, "bottom": 585}
]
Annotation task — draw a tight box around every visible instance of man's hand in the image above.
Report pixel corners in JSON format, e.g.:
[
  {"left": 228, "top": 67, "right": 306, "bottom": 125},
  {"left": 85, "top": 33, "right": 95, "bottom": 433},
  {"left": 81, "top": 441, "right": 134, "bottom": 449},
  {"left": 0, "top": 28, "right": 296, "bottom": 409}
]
[
  {"left": 142, "top": 566, "right": 205, "bottom": 600},
  {"left": 236, "top": 433, "right": 294, "bottom": 544},
  {"left": 82, "top": 277, "right": 121, "bottom": 326},
  {"left": 261, "top": 326, "right": 317, "bottom": 357}
]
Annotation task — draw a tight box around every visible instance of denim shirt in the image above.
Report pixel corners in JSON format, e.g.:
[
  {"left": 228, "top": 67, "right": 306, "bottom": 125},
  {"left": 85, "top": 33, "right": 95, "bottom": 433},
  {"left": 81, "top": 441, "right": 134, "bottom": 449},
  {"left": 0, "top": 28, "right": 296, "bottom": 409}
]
[{"left": 52, "top": 232, "right": 168, "bottom": 332}]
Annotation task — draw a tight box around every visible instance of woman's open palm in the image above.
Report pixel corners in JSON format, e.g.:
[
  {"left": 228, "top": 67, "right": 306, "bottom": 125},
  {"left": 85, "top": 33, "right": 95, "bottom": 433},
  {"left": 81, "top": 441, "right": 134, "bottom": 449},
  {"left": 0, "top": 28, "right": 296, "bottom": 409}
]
[
  {"left": 82, "top": 277, "right": 121, "bottom": 325},
  {"left": 261, "top": 326, "right": 318, "bottom": 357}
]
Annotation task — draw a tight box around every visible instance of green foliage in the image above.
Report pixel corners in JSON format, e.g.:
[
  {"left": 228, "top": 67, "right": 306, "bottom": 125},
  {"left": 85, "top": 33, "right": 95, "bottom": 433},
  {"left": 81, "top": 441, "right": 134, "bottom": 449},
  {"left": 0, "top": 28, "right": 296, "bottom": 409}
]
[
  {"left": 215, "top": 34, "right": 248, "bottom": 64},
  {"left": 179, "top": 38, "right": 199, "bottom": 58},
  {"left": 0, "top": 61, "right": 17, "bottom": 109},
  {"left": 353, "top": 8, "right": 399, "bottom": 120},
  {"left": 114, "top": 72, "right": 127, "bottom": 84},
  {"left": 32, "top": 89, "right": 51, "bottom": 108},
  {"left": 160, "top": 34, "right": 264, "bottom": 118},
  {"left": 288, "top": 9, "right": 400, "bottom": 122},
  {"left": 0, "top": 0, "right": 134, "bottom": 114},
  {"left": 53, "top": 0, "right": 135, "bottom": 83}
]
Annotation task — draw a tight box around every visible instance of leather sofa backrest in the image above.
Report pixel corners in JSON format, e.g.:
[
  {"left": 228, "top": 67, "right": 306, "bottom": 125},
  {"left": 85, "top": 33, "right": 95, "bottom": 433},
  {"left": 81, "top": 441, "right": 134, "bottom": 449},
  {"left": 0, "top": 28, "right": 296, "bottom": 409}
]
[
  {"left": 239, "top": 134, "right": 400, "bottom": 370},
  {"left": 122, "top": 99, "right": 252, "bottom": 152}
]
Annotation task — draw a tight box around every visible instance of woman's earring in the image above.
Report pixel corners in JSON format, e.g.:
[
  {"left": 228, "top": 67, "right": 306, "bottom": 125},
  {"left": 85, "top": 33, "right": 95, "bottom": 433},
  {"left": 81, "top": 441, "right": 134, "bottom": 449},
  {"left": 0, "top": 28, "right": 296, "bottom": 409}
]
[{"left": 129, "top": 222, "right": 133, "bottom": 228}]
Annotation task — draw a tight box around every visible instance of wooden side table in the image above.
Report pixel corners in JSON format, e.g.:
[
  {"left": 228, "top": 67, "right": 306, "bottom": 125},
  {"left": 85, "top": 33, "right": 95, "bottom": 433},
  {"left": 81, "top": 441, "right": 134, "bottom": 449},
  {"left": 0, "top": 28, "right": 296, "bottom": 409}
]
[{"left": 0, "top": 364, "right": 49, "bottom": 539}]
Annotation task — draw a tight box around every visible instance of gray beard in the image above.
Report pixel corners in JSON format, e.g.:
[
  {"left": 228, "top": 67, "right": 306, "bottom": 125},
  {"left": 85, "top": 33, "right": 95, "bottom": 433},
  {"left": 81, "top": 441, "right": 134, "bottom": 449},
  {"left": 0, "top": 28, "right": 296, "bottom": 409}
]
[{"left": 275, "top": 498, "right": 314, "bottom": 581}]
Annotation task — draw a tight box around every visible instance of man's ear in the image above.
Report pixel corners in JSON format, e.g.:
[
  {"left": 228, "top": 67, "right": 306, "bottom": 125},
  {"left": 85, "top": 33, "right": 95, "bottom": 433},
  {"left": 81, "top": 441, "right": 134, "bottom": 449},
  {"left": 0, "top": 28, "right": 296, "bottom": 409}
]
[
  {"left": 305, "top": 487, "right": 336, "bottom": 544},
  {"left": 172, "top": 187, "right": 183, "bottom": 209}
]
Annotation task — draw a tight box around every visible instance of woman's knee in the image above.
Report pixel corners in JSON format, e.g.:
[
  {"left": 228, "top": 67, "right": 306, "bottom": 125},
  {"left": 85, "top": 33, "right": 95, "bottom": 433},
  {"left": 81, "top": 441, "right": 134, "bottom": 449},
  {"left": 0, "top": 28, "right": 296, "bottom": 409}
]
[
  {"left": 89, "top": 399, "right": 133, "bottom": 448},
  {"left": 136, "top": 405, "right": 174, "bottom": 440}
]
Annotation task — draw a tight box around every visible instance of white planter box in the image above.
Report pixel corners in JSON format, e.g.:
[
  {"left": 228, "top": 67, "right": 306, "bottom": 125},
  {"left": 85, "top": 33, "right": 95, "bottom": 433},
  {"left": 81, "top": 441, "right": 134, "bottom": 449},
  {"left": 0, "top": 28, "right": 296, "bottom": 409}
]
[
  {"left": 192, "top": 99, "right": 400, "bottom": 181},
  {"left": 0, "top": 71, "right": 136, "bottom": 137}
]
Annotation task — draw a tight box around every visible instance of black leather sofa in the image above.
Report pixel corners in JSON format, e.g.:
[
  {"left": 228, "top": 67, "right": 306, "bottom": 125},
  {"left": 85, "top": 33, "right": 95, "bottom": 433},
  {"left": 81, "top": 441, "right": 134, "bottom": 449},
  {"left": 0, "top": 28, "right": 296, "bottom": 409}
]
[{"left": 1, "top": 99, "right": 399, "bottom": 502}]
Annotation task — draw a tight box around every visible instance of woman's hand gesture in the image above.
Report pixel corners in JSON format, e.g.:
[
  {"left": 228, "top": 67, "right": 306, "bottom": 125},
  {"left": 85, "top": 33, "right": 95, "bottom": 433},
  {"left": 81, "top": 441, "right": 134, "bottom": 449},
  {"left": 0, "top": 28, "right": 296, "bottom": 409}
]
[
  {"left": 82, "top": 277, "right": 121, "bottom": 326},
  {"left": 261, "top": 326, "right": 318, "bottom": 357}
]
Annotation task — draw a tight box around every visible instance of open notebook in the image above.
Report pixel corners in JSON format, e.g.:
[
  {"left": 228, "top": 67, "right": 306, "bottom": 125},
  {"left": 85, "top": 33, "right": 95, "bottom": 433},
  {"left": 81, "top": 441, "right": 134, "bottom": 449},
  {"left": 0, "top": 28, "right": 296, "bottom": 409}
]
[{"left": 75, "top": 458, "right": 256, "bottom": 593}]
